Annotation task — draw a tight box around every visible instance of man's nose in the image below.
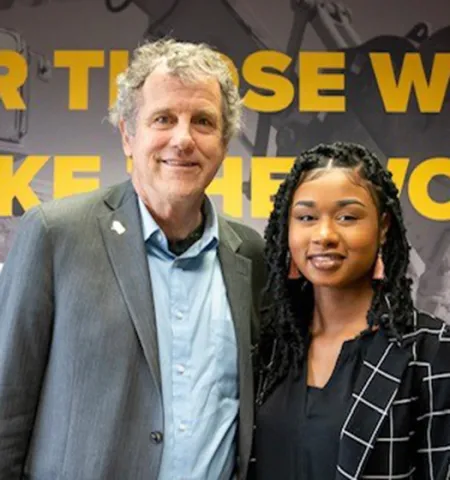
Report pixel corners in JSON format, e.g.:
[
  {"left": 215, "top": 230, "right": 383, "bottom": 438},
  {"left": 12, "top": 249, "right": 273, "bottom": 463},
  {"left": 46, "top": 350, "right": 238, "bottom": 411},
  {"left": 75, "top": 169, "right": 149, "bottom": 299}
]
[{"left": 170, "top": 121, "right": 195, "bottom": 153}]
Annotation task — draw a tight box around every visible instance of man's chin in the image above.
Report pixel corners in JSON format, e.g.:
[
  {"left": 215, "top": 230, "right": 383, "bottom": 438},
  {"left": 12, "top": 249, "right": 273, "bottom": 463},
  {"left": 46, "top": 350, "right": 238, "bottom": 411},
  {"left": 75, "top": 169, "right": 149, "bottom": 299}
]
[{"left": 164, "top": 187, "right": 204, "bottom": 203}]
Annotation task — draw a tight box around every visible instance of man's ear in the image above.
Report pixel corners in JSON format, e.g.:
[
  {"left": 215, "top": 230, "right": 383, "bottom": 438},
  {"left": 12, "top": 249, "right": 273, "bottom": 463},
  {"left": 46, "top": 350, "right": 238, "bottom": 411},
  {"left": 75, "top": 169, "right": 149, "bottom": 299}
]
[
  {"left": 119, "top": 119, "right": 133, "bottom": 157},
  {"left": 380, "top": 212, "right": 391, "bottom": 246}
]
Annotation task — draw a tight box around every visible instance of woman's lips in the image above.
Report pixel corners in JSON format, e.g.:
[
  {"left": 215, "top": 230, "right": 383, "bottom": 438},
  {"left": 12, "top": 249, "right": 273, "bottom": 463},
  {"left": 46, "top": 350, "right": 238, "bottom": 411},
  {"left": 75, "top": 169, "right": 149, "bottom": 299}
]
[{"left": 308, "top": 254, "right": 345, "bottom": 271}]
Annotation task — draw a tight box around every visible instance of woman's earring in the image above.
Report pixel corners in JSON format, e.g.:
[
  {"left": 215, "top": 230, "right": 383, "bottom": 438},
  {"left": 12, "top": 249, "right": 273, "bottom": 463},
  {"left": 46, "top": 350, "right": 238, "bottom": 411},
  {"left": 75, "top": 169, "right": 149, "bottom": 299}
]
[
  {"left": 373, "top": 250, "right": 385, "bottom": 280},
  {"left": 287, "top": 254, "right": 301, "bottom": 279}
]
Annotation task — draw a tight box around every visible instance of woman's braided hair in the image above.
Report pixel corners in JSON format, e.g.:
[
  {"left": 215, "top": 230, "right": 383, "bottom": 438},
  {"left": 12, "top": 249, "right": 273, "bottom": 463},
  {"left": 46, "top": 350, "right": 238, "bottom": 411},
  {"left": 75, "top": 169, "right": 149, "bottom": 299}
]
[{"left": 257, "top": 141, "right": 414, "bottom": 404}]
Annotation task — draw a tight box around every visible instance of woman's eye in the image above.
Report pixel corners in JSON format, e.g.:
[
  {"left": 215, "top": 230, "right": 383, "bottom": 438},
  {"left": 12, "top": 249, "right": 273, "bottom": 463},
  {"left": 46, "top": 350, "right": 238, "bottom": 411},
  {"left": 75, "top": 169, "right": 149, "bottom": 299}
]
[
  {"left": 297, "top": 215, "right": 315, "bottom": 222},
  {"left": 338, "top": 215, "right": 357, "bottom": 222}
]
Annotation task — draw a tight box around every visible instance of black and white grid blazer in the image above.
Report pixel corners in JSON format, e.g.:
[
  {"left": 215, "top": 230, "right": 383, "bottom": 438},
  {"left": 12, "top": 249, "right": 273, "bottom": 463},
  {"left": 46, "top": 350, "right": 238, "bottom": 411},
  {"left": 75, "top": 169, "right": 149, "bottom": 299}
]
[
  {"left": 336, "top": 310, "right": 450, "bottom": 480},
  {"left": 253, "top": 310, "right": 450, "bottom": 480}
]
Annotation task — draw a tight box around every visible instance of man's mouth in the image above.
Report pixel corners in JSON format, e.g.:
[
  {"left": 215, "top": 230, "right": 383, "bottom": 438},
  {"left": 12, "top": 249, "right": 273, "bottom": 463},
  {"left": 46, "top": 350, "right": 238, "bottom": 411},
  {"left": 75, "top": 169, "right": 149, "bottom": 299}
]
[{"left": 161, "top": 159, "right": 198, "bottom": 168}]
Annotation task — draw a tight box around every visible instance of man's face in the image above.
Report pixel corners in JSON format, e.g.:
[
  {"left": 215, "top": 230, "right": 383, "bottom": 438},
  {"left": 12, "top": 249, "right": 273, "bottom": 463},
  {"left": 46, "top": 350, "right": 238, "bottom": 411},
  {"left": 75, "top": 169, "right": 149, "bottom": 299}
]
[{"left": 120, "top": 67, "right": 226, "bottom": 208}]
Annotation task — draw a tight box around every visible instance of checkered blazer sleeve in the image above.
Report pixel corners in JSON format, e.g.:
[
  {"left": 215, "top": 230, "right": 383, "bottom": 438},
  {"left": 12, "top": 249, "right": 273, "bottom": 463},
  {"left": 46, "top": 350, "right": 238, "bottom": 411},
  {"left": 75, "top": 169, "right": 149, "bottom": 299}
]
[{"left": 414, "top": 322, "right": 450, "bottom": 480}]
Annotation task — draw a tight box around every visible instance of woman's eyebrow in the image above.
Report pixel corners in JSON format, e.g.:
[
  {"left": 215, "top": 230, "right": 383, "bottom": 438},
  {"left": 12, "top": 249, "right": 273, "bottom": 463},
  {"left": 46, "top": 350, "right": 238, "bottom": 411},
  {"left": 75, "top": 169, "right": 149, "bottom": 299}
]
[
  {"left": 293, "top": 199, "right": 366, "bottom": 208},
  {"left": 336, "top": 199, "right": 366, "bottom": 207},
  {"left": 293, "top": 200, "right": 315, "bottom": 207}
]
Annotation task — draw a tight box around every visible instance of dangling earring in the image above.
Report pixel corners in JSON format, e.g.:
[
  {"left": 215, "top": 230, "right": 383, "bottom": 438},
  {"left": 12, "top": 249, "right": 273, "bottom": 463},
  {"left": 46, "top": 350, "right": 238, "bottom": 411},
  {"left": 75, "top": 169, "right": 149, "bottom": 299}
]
[
  {"left": 287, "top": 253, "right": 301, "bottom": 279},
  {"left": 373, "top": 250, "right": 385, "bottom": 280}
]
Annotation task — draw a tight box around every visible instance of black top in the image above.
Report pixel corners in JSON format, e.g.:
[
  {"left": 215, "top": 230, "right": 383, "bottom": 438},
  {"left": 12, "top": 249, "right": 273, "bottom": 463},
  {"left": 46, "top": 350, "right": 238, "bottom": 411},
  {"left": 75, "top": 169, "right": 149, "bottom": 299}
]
[{"left": 254, "top": 331, "right": 375, "bottom": 480}]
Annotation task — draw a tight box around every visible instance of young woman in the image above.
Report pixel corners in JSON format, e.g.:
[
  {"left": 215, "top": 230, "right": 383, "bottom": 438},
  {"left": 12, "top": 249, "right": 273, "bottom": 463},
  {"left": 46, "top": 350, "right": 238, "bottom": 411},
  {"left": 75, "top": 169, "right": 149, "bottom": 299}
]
[{"left": 253, "top": 142, "right": 450, "bottom": 480}]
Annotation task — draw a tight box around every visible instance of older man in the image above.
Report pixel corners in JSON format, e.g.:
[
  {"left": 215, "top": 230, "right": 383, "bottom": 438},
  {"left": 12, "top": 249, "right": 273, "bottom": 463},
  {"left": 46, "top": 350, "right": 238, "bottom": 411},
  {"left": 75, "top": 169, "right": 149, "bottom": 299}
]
[{"left": 0, "top": 39, "right": 265, "bottom": 480}]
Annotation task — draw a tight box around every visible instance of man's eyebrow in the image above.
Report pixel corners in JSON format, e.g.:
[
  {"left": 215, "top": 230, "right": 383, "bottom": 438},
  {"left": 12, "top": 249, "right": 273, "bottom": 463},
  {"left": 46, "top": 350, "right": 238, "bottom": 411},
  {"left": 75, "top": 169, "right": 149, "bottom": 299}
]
[
  {"left": 194, "top": 109, "right": 219, "bottom": 119},
  {"left": 146, "top": 108, "right": 171, "bottom": 117},
  {"left": 144, "top": 108, "right": 219, "bottom": 120}
]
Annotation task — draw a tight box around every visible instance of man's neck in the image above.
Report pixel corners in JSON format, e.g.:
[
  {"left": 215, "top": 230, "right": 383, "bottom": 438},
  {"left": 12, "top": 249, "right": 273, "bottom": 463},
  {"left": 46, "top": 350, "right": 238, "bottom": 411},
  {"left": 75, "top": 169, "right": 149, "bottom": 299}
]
[
  {"left": 153, "top": 207, "right": 203, "bottom": 241},
  {"left": 167, "top": 215, "right": 206, "bottom": 256},
  {"left": 138, "top": 192, "right": 205, "bottom": 242}
]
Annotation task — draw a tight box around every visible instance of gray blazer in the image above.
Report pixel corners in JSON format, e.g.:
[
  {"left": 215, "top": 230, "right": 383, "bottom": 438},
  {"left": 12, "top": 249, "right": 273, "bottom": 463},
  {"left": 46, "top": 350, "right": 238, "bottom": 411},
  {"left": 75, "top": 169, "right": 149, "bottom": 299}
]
[{"left": 0, "top": 181, "right": 265, "bottom": 480}]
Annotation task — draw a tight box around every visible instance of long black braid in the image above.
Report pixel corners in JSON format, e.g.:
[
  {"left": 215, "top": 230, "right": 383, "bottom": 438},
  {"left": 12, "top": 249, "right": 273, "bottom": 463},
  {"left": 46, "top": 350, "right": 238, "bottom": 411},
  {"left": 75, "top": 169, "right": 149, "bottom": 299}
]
[{"left": 256, "top": 141, "right": 414, "bottom": 406}]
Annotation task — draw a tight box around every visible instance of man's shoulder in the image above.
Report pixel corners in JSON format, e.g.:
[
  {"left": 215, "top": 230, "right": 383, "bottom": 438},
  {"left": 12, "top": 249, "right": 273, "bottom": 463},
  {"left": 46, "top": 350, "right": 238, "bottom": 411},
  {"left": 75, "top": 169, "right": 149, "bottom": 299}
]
[
  {"left": 220, "top": 216, "right": 264, "bottom": 249},
  {"left": 32, "top": 181, "right": 131, "bottom": 227}
]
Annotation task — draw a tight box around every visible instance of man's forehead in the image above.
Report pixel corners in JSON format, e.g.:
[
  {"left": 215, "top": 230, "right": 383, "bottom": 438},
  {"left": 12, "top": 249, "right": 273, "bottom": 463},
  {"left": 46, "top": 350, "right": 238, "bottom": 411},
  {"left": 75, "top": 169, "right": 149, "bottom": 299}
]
[
  {"left": 143, "top": 65, "right": 220, "bottom": 93},
  {"left": 138, "top": 68, "right": 223, "bottom": 115}
]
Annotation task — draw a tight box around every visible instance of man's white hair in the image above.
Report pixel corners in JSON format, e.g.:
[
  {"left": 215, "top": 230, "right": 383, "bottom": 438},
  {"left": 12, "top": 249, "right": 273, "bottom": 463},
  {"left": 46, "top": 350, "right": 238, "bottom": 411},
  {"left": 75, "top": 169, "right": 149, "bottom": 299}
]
[{"left": 109, "top": 38, "right": 242, "bottom": 144}]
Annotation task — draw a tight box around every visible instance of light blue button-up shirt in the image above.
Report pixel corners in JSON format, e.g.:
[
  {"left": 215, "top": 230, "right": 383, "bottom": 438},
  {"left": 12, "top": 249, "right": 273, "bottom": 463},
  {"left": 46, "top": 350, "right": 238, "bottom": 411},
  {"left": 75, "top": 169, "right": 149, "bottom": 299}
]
[{"left": 138, "top": 196, "right": 238, "bottom": 480}]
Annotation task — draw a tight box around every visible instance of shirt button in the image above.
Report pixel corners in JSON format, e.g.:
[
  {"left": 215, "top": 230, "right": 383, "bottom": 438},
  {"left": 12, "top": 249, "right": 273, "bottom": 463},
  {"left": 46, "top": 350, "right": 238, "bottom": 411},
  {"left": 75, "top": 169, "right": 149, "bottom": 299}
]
[
  {"left": 176, "top": 364, "right": 185, "bottom": 374},
  {"left": 178, "top": 423, "right": 187, "bottom": 432},
  {"left": 175, "top": 311, "right": 183, "bottom": 320},
  {"left": 150, "top": 431, "right": 163, "bottom": 444}
]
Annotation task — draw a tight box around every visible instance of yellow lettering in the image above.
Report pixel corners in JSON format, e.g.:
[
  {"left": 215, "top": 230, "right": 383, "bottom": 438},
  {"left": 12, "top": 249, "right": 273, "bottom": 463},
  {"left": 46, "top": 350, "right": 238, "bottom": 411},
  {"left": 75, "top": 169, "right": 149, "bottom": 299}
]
[
  {"left": 219, "top": 53, "right": 240, "bottom": 89},
  {"left": 371, "top": 53, "right": 450, "bottom": 113},
  {"left": 206, "top": 157, "right": 243, "bottom": 217},
  {"left": 0, "top": 51, "right": 27, "bottom": 109},
  {"left": 242, "top": 51, "right": 294, "bottom": 112},
  {"left": 0, "top": 156, "right": 49, "bottom": 215},
  {"left": 408, "top": 157, "right": 450, "bottom": 220},
  {"left": 251, "top": 157, "right": 294, "bottom": 218},
  {"left": 54, "top": 51, "right": 104, "bottom": 110},
  {"left": 299, "top": 52, "right": 345, "bottom": 112},
  {"left": 53, "top": 156, "right": 101, "bottom": 198}
]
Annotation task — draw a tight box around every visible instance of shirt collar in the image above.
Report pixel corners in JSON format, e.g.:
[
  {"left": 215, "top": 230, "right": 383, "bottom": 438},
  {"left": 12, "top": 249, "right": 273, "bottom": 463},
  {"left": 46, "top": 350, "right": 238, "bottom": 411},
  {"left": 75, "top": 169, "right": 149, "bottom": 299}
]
[{"left": 137, "top": 194, "right": 219, "bottom": 256}]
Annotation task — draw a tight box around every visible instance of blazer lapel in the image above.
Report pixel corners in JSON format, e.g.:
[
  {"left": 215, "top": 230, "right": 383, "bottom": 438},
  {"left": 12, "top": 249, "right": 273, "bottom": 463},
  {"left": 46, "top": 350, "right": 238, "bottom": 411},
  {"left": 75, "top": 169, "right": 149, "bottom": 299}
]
[
  {"left": 217, "top": 218, "right": 254, "bottom": 477},
  {"left": 336, "top": 331, "right": 412, "bottom": 479},
  {"left": 98, "top": 181, "right": 162, "bottom": 390}
]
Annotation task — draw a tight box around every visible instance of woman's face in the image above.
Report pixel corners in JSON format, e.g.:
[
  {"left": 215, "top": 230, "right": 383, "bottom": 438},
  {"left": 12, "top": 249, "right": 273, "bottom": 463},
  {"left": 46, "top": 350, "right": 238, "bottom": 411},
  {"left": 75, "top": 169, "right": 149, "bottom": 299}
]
[{"left": 288, "top": 168, "right": 389, "bottom": 290}]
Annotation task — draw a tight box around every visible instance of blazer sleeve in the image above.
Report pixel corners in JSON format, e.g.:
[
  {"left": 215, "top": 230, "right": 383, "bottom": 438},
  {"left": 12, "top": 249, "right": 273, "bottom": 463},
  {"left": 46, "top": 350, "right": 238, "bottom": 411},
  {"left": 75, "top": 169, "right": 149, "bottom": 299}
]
[
  {"left": 414, "top": 323, "right": 450, "bottom": 480},
  {"left": 0, "top": 207, "right": 54, "bottom": 479}
]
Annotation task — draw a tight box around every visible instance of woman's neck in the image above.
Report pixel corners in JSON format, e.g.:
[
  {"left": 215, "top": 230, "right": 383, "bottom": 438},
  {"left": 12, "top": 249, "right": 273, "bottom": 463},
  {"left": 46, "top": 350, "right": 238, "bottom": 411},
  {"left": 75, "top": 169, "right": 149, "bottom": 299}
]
[{"left": 311, "top": 280, "right": 374, "bottom": 339}]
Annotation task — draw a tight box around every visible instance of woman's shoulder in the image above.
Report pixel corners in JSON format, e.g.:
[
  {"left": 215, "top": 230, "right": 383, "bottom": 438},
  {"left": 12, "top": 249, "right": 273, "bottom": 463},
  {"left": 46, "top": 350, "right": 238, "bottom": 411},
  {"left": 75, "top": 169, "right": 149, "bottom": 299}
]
[
  {"left": 407, "top": 309, "right": 449, "bottom": 336},
  {"left": 403, "top": 309, "right": 450, "bottom": 362},
  {"left": 408, "top": 309, "right": 448, "bottom": 332}
]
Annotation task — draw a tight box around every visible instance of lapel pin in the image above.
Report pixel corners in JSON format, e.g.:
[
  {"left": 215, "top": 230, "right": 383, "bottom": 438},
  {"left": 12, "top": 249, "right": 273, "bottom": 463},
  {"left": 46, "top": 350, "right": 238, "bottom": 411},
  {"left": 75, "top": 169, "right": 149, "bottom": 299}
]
[{"left": 111, "top": 220, "right": 126, "bottom": 235}]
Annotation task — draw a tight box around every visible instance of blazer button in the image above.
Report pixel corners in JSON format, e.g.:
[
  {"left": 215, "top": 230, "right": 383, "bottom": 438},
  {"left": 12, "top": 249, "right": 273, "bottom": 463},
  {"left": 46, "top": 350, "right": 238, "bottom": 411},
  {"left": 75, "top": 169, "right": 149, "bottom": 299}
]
[{"left": 150, "top": 431, "right": 163, "bottom": 444}]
